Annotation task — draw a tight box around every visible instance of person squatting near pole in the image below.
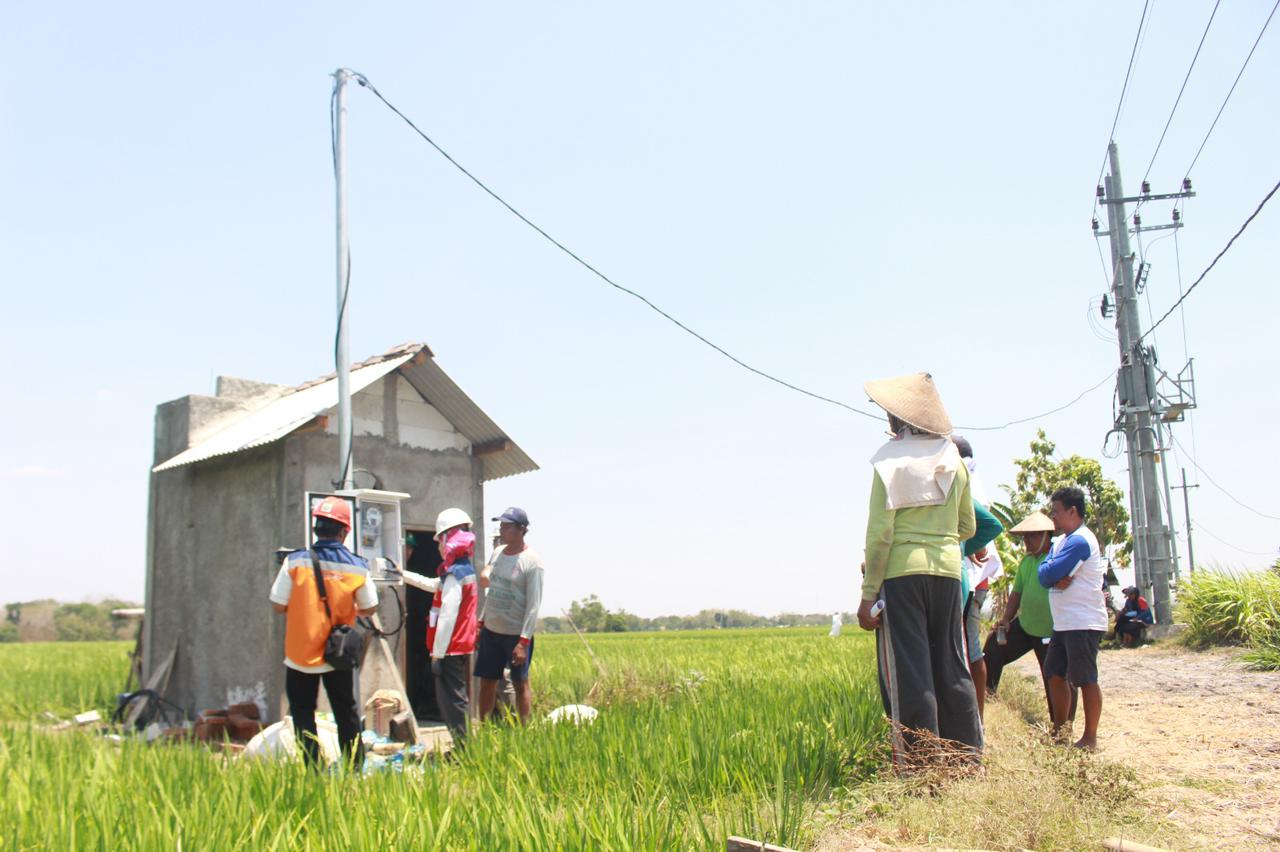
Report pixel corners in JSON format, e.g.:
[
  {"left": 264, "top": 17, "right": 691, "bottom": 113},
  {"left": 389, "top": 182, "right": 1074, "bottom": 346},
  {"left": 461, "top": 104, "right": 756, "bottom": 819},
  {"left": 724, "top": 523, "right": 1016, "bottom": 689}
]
[
  {"left": 951, "top": 435, "right": 1003, "bottom": 723},
  {"left": 983, "top": 511, "right": 1077, "bottom": 723},
  {"left": 858, "top": 372, "right": 997, "bottom": 767},
  {"left": 270, "top": 496, "right": 378, "bottom": 769},
  {"left": 1038, "top": 486, "right": 1109, "bottom": 750},
  {"left": 1115, "top": 585, "right": 1154, "bottom": 647},
  {"left": 477, "top": 507, "right": 545, "bottom": 725},
  {"left": 403, "top": 508, "right": 478, "bottom": 748}
]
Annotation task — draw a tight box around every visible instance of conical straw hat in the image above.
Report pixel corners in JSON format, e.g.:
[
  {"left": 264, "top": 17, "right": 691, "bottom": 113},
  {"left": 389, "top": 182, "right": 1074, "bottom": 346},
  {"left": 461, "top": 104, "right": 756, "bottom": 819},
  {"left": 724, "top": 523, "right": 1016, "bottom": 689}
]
[
  {"left": 863, "top": 372, "right": 953, "bottom": 436},
  {"left": 1008, "top": 511, "right": 1054, "bottom": 534}
]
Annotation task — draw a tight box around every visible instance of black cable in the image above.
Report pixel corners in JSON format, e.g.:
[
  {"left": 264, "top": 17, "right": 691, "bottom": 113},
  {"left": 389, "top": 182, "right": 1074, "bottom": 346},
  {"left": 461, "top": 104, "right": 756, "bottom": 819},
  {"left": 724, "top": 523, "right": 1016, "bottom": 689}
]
[
  {"left": 1170, "top": 434, "right": 1280, "bottom": 522},
  {"left": 1092, "top": 0, "right": 1153, "bottom": 223},
  {"left": 343, "top": 70, "right": 1115, "bottom": 434},
  {"left": 1140, "top": 176, "right": 1280, "bottom": 342},
  {"left": 952, "top": 372, "right": 1114, "bottom": 432},
  {"left": 1140, "top": 0, "right": 1221, "bottom": 189},
  {"left": 346, "top": 72, "right": 882, "bottom": 423},
  {"left": 1183, "top": 0, "right": 1279, "bottom": 181}
]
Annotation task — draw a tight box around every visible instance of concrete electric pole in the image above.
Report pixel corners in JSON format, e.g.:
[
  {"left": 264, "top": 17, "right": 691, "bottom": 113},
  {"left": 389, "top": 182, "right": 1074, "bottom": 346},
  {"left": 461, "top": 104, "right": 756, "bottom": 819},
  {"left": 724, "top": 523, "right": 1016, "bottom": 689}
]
[
  {"left": 1173, "top": 468, "right": 1200, "bottom": 574},
  {"left": 333, "top": 68, "right": 354, "bottom": 490},
  {"left": 1097, "top": 142, "right": 1195, "bottom": 624}
]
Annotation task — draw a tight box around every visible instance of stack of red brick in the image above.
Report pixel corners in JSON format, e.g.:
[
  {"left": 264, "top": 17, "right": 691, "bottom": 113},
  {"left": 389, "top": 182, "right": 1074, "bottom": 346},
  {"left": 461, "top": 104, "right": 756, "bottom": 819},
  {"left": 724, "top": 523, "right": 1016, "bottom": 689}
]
[{"left": 190, "top": 702, "right": 264, "bottom": 745}]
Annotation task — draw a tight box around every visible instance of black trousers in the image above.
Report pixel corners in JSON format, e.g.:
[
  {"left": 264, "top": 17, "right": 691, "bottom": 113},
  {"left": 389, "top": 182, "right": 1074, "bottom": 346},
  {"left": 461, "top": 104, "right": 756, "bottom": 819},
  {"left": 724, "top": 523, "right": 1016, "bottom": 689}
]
[
  {"left": 285, "top": 667, "right": 364, "bottom": 769},
  {"left": 982, "top": 618, "right": 1077, "bottom": 722},
  {"left": 875, "top": 574, "right": 983, "bottom": 765},
  {"left": 433, "top": 654, "right": 470, "bottom": 747}
]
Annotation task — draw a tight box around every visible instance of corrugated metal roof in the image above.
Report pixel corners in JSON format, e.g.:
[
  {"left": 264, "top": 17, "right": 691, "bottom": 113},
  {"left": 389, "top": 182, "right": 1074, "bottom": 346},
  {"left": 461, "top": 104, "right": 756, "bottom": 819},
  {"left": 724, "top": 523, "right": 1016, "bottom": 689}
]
[
  {"left": 398, "top": 357, "right": 539, "bottom": 481},
  {"left": 152, "top": 344, "right": 538, "bottom": 482}
]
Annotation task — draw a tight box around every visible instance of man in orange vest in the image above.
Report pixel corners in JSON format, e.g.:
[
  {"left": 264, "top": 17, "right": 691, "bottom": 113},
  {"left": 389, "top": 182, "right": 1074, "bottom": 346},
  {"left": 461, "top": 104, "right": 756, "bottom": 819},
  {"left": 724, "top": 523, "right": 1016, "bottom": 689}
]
[{"left": 270, "top": 496, "right": 378, "bottom": 768}]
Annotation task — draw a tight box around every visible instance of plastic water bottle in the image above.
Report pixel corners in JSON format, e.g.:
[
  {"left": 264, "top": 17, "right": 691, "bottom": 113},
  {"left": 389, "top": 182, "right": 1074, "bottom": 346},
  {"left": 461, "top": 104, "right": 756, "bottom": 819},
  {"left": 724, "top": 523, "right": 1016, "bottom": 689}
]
[
  {"left": 869, "top": 600, "right": 885, "bottom": 618},
  {"left": 996, "top": 624, "right": 1008, "bottom": 646}
]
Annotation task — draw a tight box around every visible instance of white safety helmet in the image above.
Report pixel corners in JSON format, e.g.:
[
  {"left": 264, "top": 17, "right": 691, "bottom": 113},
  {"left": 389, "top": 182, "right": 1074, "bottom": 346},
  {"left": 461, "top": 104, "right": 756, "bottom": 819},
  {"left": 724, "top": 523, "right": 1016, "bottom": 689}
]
[{"left": 434, "top": 507, "right": 472, "bottom": 541}]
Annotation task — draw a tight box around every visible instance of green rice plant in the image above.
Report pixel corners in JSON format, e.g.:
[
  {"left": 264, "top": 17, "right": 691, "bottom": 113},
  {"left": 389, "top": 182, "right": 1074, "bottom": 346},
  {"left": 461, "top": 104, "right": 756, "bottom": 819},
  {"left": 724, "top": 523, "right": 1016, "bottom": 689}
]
[
  {"left": 0, "top": 628, "right": 887, "bottom": 850},
  {"left": 0, "top": 641, "right": 132, "bottom": 722}
]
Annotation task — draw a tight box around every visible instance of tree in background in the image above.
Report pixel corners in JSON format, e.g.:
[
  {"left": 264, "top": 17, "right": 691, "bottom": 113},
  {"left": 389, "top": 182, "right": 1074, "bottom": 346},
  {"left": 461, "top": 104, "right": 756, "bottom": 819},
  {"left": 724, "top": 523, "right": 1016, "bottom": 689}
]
[{"left": 997, "top": 429, "right": 1132, "bottom": 564}]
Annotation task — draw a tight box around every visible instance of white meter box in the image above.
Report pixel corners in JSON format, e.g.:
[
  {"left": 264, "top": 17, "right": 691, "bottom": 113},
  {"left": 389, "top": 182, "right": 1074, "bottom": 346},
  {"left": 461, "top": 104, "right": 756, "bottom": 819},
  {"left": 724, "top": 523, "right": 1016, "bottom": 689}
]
[{"left": 304, "top": 489, "right": 410, "bottom": 565}]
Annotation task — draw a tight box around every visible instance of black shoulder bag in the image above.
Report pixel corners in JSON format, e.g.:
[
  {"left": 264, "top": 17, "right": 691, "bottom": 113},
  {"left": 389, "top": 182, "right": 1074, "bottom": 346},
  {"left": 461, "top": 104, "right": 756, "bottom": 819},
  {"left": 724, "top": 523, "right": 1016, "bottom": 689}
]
[{"left": 311, "top": 550, "right": 364, "bottom": 671}]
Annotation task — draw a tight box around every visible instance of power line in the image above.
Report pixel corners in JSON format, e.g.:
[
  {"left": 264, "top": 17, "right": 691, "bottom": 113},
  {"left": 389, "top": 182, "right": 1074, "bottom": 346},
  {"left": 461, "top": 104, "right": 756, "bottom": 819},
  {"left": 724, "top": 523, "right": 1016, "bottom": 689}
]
[
  {"left": 1140, "top": 0, "right": 1221, "bottom": 188},
  {"left": 1092, "top": 0, "right": 1153, "bottom": 224},
  {"left": 1140, "top": 176, "right": 1280, "bottom": 342},
  {"left": 952, "top": 372, "right": 1114, "bottom": 432},
  {"left": 347, "top": 72, "right": 891, "bottom": 422},
  {"left": 1170, "top": 434, "right": 1280, "bottom": 522},
  {"left": 1183, "top": 0, "right": 1280, "bottom": 180},
  {"left": 344, "top": 71, "right": 1112, "bottom": 434},
  {"left": 1191, "top": 521, "right": 1277, "bottom": 558}
]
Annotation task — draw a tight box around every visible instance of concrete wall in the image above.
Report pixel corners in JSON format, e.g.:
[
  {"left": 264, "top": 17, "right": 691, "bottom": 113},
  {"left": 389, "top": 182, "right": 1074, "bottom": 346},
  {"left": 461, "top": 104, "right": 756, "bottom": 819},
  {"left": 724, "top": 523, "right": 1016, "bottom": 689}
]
[
  {"left": 146, "top": 443, "right": 285, "bottom": 720},
  {"left": 146, "top": 371, "right": 487, "bottom": 723}
]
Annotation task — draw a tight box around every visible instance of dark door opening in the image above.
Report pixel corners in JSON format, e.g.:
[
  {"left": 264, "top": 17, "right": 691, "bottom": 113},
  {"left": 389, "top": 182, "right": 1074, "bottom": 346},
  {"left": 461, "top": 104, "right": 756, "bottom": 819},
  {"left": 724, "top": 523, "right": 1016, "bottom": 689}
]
[{"left": 403, "top": 530, "right": 442, "bottom": 722}]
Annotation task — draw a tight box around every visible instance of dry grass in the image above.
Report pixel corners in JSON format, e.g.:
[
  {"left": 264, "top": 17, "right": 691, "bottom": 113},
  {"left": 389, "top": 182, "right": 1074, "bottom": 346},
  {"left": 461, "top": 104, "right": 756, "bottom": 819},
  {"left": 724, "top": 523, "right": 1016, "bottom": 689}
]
[{"left": 814, "top": 677, "right": 1179, "bottom": 852}]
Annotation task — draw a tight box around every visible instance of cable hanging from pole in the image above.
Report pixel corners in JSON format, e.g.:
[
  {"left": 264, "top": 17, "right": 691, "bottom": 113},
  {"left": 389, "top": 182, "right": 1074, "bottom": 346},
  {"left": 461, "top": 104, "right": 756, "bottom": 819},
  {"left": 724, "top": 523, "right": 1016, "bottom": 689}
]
[
  {"left": 1140, "top": 176, "right": 1280, "bottom": 342},
  {"left": 342, "top": 71, "right": 1114, "bottom": 433},
  {"left": 1169, "top": 434, "right": 1280, "bottom": 522},
  {"left": 1182, "top": 0, "right": 1280, "bottom": 182}
]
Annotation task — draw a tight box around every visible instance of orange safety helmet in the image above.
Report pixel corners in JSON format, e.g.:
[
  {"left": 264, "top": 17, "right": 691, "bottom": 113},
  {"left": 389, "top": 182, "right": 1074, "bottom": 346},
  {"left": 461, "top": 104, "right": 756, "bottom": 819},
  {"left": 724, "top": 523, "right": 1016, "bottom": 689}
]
[{"left": 312, "top": 496, "right": 353, "bottom": 529}]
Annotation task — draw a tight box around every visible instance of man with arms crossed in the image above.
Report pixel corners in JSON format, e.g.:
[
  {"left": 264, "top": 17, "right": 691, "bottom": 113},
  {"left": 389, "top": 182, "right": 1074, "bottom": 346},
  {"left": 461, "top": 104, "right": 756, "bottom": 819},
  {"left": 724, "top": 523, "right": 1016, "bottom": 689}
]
[
  {"left": 1038, "top": 486, "right": 1108, "bottom": 750},
  {"left": 477, "top": 507, "right": 545, "bottom": 725}
]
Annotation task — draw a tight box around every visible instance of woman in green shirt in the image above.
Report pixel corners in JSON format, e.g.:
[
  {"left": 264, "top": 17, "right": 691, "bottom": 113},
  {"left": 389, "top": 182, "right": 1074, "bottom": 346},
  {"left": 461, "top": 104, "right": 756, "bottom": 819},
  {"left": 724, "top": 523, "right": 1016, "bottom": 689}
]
[{"left": 857, "top": 373, "right": 985, "bottom": 767}]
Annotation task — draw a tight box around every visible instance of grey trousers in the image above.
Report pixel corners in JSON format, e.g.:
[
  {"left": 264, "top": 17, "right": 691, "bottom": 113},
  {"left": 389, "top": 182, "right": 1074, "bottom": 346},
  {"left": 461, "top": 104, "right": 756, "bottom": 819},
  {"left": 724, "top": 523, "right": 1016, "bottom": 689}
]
[
  {"left": 434, "top": 654, "right": 470, "bottom": 747},
  {"left": 875, "top": 574, "right": 983, "bottom": 764}
]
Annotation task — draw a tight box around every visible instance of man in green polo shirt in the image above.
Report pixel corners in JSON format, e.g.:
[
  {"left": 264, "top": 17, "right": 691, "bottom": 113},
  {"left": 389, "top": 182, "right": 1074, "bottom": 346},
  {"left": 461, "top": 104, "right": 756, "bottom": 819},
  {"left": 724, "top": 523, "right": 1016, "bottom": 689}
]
[{"left": 983, "top": 511, "right": 1076, "bottom": 722}]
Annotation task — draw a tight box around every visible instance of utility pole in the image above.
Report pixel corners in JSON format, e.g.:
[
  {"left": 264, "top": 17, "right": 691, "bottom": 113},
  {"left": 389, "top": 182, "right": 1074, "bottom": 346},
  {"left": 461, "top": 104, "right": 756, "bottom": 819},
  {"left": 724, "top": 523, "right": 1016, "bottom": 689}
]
[
  {"left": 1173, "top": 468, "right": 1199, "bottom": 574},
  {"left": 1097, "top": 142, "right": 1193, "bottom": 624},
  {"left": 333, "top": 68, "right": 354, "bottom": 490}
]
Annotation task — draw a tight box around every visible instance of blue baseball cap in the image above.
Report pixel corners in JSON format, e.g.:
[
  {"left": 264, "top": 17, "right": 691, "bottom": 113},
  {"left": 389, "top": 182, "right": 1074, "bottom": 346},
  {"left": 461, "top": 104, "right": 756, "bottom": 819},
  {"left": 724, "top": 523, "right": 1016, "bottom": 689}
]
[{"left": 492, "top": 507, "right": 530, "bottom": 526}]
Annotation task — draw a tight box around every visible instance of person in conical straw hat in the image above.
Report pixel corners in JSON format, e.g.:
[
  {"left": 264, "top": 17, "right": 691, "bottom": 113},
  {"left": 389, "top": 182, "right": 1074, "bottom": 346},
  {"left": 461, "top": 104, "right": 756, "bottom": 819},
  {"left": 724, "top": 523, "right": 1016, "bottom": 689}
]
[
  {"left": 857, "top": 372, "right": 989, "bottom": 767},
  {"left": 982, "top": 511, "right": 1076, "bottom": 725}
]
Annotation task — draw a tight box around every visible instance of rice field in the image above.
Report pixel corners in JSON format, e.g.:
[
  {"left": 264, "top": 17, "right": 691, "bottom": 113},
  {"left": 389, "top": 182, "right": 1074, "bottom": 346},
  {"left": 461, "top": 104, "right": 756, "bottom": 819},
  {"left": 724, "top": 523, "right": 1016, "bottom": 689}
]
[{"left": 0, "top": 629, "right": 885, "bottom": 850}]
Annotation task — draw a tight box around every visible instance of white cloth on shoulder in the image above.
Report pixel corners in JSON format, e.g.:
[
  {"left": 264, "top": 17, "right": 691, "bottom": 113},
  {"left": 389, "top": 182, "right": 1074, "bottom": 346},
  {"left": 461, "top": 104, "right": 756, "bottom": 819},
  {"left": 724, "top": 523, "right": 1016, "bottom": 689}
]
[{"left": 870, "top": 433, "right": 962, "bottom": 510}]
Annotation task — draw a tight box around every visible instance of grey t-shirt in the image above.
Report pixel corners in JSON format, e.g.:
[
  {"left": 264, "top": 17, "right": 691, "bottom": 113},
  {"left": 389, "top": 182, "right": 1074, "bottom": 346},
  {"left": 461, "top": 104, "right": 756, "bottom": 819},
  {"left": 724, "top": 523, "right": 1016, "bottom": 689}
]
[{"left": 482, "top": 547, "right": 544, "bottom": 639}]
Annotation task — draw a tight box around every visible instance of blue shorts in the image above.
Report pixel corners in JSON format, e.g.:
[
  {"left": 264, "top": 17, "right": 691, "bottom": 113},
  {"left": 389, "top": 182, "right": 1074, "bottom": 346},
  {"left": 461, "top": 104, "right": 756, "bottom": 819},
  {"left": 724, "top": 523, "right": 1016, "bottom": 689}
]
[{"left": 475, "top": 627, "right": 534, "bottom": 682}]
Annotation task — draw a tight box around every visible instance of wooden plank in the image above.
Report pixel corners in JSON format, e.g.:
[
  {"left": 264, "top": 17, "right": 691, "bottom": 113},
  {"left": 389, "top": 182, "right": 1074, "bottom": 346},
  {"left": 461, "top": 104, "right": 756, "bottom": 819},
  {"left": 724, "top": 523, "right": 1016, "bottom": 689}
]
[
  {"left": 725, "top": 837, "right": 797, "bottom": 852},
  {"left": 124, "top": 637, "right": 178, "bottom": 727},
  {"left": 1102, "top": 839, "right": 1171, "bottom": 852}
]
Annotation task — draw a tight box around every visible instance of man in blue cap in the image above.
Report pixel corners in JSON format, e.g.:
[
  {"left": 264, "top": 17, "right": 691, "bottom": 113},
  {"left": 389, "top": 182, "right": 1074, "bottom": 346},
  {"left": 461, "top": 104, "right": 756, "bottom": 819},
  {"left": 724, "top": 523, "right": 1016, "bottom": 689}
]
[{"left": 477, "top": 507, "right": 545, "bottom": 725}]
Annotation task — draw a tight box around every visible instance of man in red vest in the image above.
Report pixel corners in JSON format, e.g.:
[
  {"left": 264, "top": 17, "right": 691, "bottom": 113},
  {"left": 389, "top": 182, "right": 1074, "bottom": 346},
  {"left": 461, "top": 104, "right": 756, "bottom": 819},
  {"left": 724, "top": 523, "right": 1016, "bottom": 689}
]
[{"left": 403, "top": 507, "right": 479, "bottom": 748}]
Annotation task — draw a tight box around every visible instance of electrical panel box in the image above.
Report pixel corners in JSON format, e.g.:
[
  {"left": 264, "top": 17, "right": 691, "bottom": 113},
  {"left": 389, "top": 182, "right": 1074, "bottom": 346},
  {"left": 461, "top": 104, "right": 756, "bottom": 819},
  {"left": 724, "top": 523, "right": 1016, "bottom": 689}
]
[{"left": 305, "top": 489, "right": 410, "bottom": 577}]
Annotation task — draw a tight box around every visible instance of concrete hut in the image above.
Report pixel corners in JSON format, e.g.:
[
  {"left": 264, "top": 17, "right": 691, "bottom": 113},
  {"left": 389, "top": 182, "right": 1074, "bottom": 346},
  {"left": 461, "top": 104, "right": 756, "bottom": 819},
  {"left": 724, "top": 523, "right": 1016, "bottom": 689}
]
[{"left": 144, "top": 342, "right": 536, "bottom": 723}]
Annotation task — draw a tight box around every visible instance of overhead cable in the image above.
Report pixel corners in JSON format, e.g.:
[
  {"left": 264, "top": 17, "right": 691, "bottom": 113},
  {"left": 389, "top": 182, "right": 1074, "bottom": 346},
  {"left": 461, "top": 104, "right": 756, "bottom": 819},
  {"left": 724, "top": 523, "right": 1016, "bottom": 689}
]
[
  {"left": 1182, "top": 0, "right": 1279, "bottom": 180},
  {"left": 1092, "top": 0, "right": 1153, "bottom": 224},
  {"left": 952, "top": 372, "right": 1114, "bottom": 432},
  {"left": 1170, "top": 434, "right": 1280, "bottom": 522},
  {"left": 1140, "top": 176, "right": 1280, "bottom": 342},
  {"left": 1191, "top": 521, "right": 1278, "bottom": 558},
  {"left": 1140, "top": 0, "right": 1221, "bottom": 188},
  {"left": 345, "top": 71, "right": 1110, "bottom": 433}
]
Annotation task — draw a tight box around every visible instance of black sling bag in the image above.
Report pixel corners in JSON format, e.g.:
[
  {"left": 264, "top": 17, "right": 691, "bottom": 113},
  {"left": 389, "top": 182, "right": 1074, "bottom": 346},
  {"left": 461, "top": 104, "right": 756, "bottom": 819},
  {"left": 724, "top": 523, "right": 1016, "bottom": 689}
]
[{"left": 311, "top": 549, "right": 364, "bottom": 671}]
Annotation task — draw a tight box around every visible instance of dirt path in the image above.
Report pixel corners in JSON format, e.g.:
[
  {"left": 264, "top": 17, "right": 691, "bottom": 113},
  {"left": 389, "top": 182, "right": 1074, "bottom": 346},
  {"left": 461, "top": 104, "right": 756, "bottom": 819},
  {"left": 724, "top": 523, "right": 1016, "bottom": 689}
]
[{"left": 1009, "top": 644, "right": 1280, "bottom": 850}]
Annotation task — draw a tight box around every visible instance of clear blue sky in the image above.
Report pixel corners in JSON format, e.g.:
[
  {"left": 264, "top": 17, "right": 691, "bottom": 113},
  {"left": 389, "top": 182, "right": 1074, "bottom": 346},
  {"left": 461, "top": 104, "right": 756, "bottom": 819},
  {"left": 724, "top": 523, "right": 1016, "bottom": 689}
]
[{"left": 3, "top": 1, "right": 1277, "bottom": 616}]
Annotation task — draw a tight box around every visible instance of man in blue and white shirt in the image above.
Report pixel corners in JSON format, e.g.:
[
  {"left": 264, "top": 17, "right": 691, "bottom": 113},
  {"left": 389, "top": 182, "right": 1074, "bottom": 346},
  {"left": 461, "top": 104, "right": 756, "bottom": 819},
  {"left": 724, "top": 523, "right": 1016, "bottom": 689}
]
[{"left": 1038, "top": 486, "right": 1108, "bottom": 750}]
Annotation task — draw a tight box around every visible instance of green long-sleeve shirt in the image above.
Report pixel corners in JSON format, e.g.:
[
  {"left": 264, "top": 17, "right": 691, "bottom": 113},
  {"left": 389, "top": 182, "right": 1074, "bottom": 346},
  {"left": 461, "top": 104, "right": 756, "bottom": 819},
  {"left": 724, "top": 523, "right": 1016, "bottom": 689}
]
[{"left": 862, "top": 463, "right": 975, "bottom": 602}]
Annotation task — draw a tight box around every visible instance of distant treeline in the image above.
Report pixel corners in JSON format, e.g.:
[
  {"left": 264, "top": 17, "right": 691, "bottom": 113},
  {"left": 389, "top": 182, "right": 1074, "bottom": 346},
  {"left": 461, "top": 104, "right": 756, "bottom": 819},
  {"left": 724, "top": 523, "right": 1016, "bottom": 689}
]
[
  {"left": 538, "top": 594, "right": 851, "bottom": 634},
  {"left": 2, "top": 600, "right": 142, "bottom": 643}
]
